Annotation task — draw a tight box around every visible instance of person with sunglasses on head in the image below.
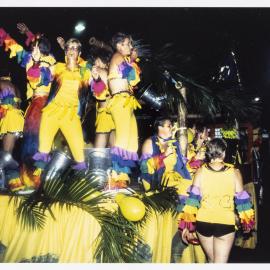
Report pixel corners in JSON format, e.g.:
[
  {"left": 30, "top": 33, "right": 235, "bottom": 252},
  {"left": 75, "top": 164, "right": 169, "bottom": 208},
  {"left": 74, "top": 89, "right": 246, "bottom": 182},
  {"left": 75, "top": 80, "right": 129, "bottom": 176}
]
[{"left": 32, "top": 38, "right": 91, "bottom": 176}]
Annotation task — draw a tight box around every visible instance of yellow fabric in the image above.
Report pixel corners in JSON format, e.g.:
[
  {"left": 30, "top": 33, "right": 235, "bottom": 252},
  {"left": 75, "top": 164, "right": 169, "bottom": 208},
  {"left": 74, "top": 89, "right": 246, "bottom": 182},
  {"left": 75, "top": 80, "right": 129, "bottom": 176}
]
[
  {"left": 52, "top": 63, "right": 90, "bottom": 106},
  {"left": 142, "top": 179, "right": 151, "bottom": 191},
  {"left": 0, "top": 195, "right": 179, "bottom": 263},
  {"left": 197, "top": 165, "right": 236, "bottom": 225},
  {"left": 53, "top": 63, "right": 91, "bottom": 91},
  {"left": 0, "top": 106, "right": 24, "bottom": 136},
  {"left": 181, "top": 244, "right": 206, "bottom": 263},
  {"left": 108, "top": 93, "right": 139, "bottom": 153},
  {"left": 6, "top": 43, "right": 23, "bottom": 58},
  {"left": 37, "top": 62, "right": 91, "bottom": 162},
  {"left": 138, "top": 210, "right": 177, "bottom": 263},
  {"left": 39, "top": 102, "right": 84, "bottom": 162},
  {"left": 0, "top": 195, "right": 100, "bottom": 262},
  {"left": 95, "top": 106, "right": 115, "bottom": 133},
  {"left": 163, "top": 152, "right": 177, "bottom": 171}
]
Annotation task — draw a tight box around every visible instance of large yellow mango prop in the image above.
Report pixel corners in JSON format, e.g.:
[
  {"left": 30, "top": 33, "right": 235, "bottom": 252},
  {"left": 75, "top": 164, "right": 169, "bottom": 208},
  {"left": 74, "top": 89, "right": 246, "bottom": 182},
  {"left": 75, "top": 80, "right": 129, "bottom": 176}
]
[{"left": 115, "top": 193, "right": 146, "bottom": 222}]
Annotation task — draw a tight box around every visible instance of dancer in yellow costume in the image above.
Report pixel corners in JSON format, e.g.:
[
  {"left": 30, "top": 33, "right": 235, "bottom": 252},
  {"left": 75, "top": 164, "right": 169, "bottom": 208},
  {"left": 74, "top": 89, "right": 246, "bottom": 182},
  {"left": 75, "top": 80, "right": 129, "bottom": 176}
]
[
  {"left": 0, "top": 71, "right": 24, "bottom": 192},
  {"left": 179, "top": 138, "right": 255, "bottom": 263},
  {"left": 107, "top": 33, "right": 141, "bottom": 185},
  {"left": 0, "top": 25, "right": 56, "bottom": 192},
  {"left": 139, "top": 116, "right": 192, "bottom": 262},
  {"left": 0, "top": 72, "right": 24, "bottom": 152},
  {"left": 33, "top": 38, "right": 91, "bottom": 172},
  {"left": 90, "top": 49, "right": 115, "bottom": 147}
]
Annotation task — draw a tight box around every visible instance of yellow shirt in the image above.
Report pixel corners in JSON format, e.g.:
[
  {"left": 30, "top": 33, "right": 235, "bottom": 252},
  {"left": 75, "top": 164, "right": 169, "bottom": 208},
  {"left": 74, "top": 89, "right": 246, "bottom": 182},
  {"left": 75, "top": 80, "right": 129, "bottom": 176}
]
[
  {"left": 51, "top": 63, "right": 91, "bottom": 107},
  {"left": 197, "top": 164, "right": 236, "bottom": 225}
]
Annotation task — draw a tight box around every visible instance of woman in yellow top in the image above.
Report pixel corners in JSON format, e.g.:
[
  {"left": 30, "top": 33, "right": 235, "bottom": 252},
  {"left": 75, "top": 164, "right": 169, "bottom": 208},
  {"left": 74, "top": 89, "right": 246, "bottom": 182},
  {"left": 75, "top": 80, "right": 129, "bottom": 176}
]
[
  {"left": 33, "top": 38, "right": 91, "bottom": 172},
  {"left": 90, "top": 49, "right": 115, "bottom": 147},
  {"left": 107, "top": 32, "right": 141, "bottom": 185},
  {"left": 179, "top": 138, "right": 255, "bottom": 263}
]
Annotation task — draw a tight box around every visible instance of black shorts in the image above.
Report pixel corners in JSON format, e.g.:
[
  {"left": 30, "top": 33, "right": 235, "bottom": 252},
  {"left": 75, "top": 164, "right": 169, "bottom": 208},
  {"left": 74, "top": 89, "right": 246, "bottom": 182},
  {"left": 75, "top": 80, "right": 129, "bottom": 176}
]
[{"left": 196, "top": 221, "right": 235, "bottom": 237}]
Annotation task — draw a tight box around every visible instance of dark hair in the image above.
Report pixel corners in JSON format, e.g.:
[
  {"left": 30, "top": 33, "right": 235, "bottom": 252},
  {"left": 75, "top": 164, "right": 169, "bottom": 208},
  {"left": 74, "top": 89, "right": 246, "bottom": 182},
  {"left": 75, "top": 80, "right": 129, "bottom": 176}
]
[
  {"left": 153, "top": 116, "right": 172, "bottom": 133},
  {"left": 32, "top": 36, "right": 51, "bottom": 55},
  {"left": 91, "top": 48, "right": 112, "bottom": 66},
  {"left": 205, "top": 138, "right": 227, "bottom": 161},
  {"left": 111, "top": 32, "right": 131, "bottom": 50}
]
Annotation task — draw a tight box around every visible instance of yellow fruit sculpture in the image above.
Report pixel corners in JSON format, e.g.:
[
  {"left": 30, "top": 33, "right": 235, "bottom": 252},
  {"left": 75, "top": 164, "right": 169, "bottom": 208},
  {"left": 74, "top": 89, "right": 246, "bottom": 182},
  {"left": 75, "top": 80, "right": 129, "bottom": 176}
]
[{"left": 115, "top": 193, "right": 146, "bottom": 222}]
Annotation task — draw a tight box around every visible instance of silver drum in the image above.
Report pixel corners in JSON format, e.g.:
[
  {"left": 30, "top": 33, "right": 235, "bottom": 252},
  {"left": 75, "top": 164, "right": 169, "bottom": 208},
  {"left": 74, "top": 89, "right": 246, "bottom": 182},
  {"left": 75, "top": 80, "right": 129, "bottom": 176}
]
[
  {"left": 43, "top": 150, "right": 72, "bottom": 181},
  {"left": 84, "top": 148, "right": 112, "bottom": 187}
]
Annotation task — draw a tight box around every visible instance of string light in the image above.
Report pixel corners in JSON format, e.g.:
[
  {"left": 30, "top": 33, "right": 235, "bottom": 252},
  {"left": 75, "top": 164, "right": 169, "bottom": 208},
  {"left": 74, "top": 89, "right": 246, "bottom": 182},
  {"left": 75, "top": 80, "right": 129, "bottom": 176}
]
[{"left": 75, "top": 22, "right": 85, "bottom": 33}]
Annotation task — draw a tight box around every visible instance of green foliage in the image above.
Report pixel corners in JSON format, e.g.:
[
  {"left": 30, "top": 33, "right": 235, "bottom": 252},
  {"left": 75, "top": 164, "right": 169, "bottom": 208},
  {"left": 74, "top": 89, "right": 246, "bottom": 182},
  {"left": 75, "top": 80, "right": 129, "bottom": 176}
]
[{"left": 10, "top": 170, "right": 146, "bottom": 263}]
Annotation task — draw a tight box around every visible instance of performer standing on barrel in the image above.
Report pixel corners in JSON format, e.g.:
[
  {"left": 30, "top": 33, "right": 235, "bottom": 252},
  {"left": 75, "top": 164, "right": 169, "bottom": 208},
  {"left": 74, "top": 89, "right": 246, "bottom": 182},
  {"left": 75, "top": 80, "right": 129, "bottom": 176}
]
[
  {"left": 33, "top": 38, "right": 91, "bottom": 175},
  {"left": 0, "top": 25, "right": 56, "bottom": 191},
  {"left": 0, "top": 71, "right": 24, "bottom": 192},
  {"left": 107, "top": 32, "right": 141, "bottom": 187},
  {"left": 90, "top": 48, "right": 115, "bottom": 148}
]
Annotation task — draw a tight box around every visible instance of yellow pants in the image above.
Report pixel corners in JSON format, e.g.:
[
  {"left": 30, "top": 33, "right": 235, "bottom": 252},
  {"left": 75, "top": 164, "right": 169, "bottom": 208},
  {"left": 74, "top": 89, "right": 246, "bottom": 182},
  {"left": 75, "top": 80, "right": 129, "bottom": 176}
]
[
  {"left": 108, "top": 93, "right": 140, "bottom": 153},
  {"left": 38, "top": 102, "right": 84, "bottom": 162}
]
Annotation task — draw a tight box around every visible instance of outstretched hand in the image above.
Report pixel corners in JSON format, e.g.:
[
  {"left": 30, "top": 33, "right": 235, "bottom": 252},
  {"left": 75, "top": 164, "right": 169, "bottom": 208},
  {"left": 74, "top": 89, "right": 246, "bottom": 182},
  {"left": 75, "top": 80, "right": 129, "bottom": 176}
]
[
  {"left": 17, "top": 23, "right": 29, "bottom": 34},
  {"left": 57, "top": 36, "right": 65, "bottom": 50}
]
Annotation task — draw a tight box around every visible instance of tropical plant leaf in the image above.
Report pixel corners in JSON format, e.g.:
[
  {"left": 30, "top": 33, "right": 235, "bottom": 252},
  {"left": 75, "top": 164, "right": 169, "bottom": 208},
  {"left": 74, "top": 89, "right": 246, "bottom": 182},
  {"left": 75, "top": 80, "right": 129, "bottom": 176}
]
[{"left": 12, "top": 169, "right": 146, "bottom": 263}]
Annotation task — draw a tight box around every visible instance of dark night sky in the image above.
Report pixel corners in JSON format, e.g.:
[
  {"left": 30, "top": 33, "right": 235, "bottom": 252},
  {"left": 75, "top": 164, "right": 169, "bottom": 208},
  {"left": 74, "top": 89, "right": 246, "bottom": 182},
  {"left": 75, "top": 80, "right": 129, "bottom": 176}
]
[{"left": 1, "top": 7, "right": 270, "bottom": 127}]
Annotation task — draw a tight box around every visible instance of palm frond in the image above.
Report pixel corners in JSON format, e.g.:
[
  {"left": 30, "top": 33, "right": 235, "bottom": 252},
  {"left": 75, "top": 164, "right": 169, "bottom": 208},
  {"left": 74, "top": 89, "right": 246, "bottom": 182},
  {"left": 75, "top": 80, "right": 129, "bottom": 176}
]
[
  {"left": 13, "top": 169, "right": 146, "bottom": 262},
  {"left": 141, "top": 187, "right": 178, "bottom": 216}
]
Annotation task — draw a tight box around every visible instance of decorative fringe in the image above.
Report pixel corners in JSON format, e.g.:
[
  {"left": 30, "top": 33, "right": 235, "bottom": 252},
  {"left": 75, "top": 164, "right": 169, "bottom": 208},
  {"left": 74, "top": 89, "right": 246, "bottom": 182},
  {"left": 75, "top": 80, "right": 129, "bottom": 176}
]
[
  {"left": 5, "top": 169, "right": 25, "bottom": 192},
  {"left": 235, "top": 190, "right": 255, "bottom": 231},
  {"left": 178, "top": 185, "right": 202, "bottom": 232},
  {"left": 33, "top": 168, "right": 43, "bottom": 177},
  {"left": 105, "top": 170, "right": 129, "bottom": 190}
]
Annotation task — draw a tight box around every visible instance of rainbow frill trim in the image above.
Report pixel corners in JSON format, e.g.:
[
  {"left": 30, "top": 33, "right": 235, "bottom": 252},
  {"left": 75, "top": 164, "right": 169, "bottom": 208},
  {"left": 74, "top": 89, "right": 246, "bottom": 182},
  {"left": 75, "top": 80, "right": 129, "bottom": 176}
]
[
  {"left": 235, "top": 190, "right": 255, "bottom": 231},
  {"left": 178, "top": 185, "right": 201, "bottom": 232}
]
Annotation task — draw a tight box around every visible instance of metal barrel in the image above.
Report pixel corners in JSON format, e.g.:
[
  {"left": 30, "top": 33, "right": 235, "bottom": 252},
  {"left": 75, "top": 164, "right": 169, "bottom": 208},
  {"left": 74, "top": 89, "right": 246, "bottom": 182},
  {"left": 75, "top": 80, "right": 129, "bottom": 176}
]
[
  {"left": 43, "top": 150, "right": 72, "bottom": 181},
  {"left": 84, "top": 148, "right": 112, "bottom": 187},
  {"left": 0, "top": 151, "right": 19, "bottom": 169},
  {"left": 137, "top": 84, "right": 166, "bottom": 111},
  {"left": 0, "top": 168, "right": 6, "bottom": 190}
]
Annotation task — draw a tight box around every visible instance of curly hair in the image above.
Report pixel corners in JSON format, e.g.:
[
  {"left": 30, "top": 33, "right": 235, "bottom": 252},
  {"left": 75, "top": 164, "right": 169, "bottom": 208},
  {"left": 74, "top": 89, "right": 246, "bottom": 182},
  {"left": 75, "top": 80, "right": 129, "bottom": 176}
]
[{"left": 205, "top": 138, "right": 227, "bottom": 161}]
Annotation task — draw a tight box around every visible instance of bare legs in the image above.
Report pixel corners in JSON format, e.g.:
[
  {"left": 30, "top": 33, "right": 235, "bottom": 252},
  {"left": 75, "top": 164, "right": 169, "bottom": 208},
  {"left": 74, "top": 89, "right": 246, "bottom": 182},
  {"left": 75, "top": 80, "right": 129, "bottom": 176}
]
[
  {"left": 94, "top": 130, "right": 115, "bottom": 148},
  {"left": 2, "top": 133, "right": 16, "bottom": 153},
  {"left": 197, "top": 231, "right": 235, "bottom": 263}
]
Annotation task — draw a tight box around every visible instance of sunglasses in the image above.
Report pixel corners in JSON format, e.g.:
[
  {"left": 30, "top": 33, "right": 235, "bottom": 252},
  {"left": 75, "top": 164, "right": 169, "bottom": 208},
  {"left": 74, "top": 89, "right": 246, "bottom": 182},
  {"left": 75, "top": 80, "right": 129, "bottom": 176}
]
[{"left": 65, "top": 46, "right": 80, "bottom": 52}]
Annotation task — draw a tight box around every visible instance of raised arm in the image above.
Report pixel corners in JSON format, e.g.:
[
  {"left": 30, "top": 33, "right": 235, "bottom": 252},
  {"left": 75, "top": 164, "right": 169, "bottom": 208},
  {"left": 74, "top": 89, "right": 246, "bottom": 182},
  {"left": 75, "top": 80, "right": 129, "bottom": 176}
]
[
  {"left": 0, "top": 27, "right": 29, "bottom": 64},
  {"left": 17, "top": 22, "right": 35, "bottom": 47}
]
